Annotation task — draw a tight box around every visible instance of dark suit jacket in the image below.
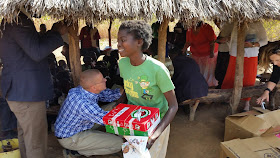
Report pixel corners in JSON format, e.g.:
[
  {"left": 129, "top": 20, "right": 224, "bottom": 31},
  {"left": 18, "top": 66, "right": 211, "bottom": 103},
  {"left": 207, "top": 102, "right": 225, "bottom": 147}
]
[
  {"left": 172, "top": 55, "right": 208, "bottom": 103},
  {"left": 0, "top": 13, "right": 64, "bottom": 101}
]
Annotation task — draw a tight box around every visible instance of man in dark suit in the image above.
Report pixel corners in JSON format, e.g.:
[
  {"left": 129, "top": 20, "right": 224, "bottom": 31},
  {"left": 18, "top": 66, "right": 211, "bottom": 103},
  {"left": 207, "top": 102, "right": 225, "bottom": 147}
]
[{"left": 0, "top": 10, "right": 68, "bottom": 158}]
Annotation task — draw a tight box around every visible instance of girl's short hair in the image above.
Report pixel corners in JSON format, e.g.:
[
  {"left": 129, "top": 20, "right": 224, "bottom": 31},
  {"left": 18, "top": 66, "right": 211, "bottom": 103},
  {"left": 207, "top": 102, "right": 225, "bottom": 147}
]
[
  {"left": 119, "top": 20, "right": 153, "bottom": 51},
  {"left": 259, "top": 42, "right": 280, "bottom": 70}
]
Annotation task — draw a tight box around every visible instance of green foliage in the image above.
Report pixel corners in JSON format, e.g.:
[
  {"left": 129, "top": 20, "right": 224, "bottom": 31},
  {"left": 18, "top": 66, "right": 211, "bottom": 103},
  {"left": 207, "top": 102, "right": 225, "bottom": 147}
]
[{"left": 262, "top": 20, "right": 280, "bottom": 42}]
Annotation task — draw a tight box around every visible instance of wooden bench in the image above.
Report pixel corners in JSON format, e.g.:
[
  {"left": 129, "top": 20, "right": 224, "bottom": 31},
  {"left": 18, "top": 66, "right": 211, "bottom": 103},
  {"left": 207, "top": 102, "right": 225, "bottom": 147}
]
[{"left": 179, "top": 84, "right": 278, "bottom": 121}]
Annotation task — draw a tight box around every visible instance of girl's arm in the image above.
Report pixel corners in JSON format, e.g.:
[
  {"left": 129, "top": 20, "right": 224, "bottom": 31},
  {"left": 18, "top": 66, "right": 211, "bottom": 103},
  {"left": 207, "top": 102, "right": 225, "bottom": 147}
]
[{"left": 147, "top": 89, "right": 178, "bottom": 149}]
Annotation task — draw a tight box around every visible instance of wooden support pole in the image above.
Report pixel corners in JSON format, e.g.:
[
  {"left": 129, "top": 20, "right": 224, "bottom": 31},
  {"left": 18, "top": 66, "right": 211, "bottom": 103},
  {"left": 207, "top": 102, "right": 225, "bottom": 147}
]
[
  {"left": 68, "top": 22, "right": 82, "bottom": 86},
  {"left": 230, "top": 22, "right": 246, "bottom": 114},
  {"left": 108, "top": 19, "right": 112, "bottom": 47},
  {"left": 157, "top": 17, "right": 169, "bottom": 63}
]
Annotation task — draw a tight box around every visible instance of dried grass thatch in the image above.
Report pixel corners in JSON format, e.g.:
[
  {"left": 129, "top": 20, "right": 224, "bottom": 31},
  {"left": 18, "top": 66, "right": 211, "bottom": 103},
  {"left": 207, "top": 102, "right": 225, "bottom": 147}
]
[
  {"left": 0, "top": 0, "right": 178, "bottom": 23},
  {"left": 0, "top": 0, "right": 280, "bottom": 24},
  {"left": 178, "top": 0, "right": 280, "bottom": 25}
]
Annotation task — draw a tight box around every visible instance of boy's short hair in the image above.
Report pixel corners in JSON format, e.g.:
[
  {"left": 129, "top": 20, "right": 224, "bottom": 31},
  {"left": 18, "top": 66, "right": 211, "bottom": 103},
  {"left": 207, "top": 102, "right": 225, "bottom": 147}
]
[{"left": 119, "top": 20, "right": 153, "bottom": 51}]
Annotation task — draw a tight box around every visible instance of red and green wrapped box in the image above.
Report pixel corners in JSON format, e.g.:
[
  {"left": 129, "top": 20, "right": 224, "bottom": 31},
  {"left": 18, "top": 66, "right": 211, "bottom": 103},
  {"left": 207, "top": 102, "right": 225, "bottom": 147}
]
[{"left": 103, "top": 104, "right": 160, "bottom": 136}]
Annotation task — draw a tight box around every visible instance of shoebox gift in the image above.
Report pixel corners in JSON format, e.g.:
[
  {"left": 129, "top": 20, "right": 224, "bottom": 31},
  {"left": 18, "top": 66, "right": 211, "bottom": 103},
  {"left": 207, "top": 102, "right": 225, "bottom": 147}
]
[{"left": 103, "top": 104, "right": 160, "bottom": 136}]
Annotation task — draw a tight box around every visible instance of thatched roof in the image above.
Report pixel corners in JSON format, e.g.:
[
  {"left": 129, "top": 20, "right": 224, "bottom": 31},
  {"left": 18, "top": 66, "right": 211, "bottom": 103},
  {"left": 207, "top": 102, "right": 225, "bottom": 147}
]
[
  {"left": 0, "top": 0, "right": 280, "bottom": 23},
  {"left": 0, "top": 0, "right": 178, "bottom": 23},
  {"left": 178, "top": 0, "right": 280, "bottom": 25}
]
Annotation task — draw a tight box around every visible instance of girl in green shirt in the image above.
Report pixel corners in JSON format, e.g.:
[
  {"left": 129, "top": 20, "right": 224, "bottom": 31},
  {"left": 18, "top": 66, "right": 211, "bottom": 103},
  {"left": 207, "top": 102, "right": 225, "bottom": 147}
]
[{"left": 117, "top": 20, "right": 178, "bottom": 158}]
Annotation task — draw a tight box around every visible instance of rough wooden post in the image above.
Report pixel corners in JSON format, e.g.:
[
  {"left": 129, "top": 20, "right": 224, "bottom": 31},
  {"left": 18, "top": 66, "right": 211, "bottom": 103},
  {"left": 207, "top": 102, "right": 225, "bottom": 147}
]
[
  {"left": 230, "top": 22, "right": 246, "bottom": 114},
  {"left": 108, "top": 19, "right": 112, "bottom": 47},
  {"left": 157, "top": 17, "right": 169, "bottom": 63},
  {"left": 68, "top": 22, "right": 82, "bottom": 86}
]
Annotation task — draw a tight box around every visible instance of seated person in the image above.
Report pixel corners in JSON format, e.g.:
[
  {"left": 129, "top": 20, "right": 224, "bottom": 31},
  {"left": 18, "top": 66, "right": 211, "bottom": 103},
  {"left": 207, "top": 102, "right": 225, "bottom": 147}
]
[
  {"left": 54, "top": 69, "right": 123, "bottom": 157},
  {"left": 103, "top": 50, "right": 123, "bottom": 88},
  {"left": 48, "top": 53, "right": 58, "bottom": 76},
  {"left": 100, "top": 46, "right": 112, "bottom": 56},
  {"left": 61, "top": 43, "right": 70, "bottom": 69},
  {"left": 94, "top": 60, "right": 110, "bottom": 79},
  {"left": 82, "top": 56, "right": 95, "bottom": 71},
  {"left": 57, "top": 60, "right": 67, "bottom": 72},
  {"left": 56, "top": 60, "right": 73, "bottom": 95},
  {"left": 169, "top": 47, "right": 208, "bottom": 103}
]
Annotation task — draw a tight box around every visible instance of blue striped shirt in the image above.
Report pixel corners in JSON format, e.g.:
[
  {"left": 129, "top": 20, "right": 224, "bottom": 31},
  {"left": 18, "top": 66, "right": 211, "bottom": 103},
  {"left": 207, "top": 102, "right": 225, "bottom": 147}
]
[{"left": 55, "top": 86, "right": 121, "bottom": 138}]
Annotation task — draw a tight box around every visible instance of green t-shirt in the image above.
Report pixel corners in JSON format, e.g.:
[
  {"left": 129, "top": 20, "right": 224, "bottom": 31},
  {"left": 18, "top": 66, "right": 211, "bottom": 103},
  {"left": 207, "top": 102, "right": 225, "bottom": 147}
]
[{"left": 119, "top": 56, "right": 175, "bottom": 118}]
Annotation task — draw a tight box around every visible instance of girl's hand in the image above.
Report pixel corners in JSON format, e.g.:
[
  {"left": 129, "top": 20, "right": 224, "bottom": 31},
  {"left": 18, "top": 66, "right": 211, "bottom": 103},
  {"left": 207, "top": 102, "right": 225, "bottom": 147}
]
[
  {"left": 146, "top": 136, "right": 156, "bottom": 149},
  {"left": 256, "top": 91, "right": 269, "bottom": 104}
]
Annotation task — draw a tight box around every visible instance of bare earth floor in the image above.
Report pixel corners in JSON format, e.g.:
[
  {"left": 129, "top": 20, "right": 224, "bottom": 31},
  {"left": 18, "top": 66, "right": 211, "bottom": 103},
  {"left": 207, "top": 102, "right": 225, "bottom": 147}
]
[
  {"left": 2, "top": 97, "right": 276, "bottom": 158},
  {"left": 47, "top": 103, "right": 229, "bottom": 158}
]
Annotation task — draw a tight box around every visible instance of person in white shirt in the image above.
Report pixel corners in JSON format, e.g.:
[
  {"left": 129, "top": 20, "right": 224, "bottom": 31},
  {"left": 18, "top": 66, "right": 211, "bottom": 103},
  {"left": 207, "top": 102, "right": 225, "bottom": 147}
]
[
  {"left": 221, "top": 21, "right": 268, "bottom": 111},
  {"left": 214, "top": 21, "right": 234, "bottom": 89}
]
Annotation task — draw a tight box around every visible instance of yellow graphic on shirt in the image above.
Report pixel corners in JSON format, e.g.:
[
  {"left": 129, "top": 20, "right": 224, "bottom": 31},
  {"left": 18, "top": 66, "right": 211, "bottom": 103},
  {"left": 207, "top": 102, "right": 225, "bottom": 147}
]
[
  {"left": 124, "top": 79, "right": 139, "bottom": 98},
  {"left": 138, "top": 75, "right": 153, "bottom": 100}
]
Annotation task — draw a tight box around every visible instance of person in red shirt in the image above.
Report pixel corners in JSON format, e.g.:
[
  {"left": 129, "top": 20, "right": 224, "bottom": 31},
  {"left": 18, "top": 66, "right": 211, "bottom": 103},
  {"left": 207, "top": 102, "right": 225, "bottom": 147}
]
[
  {"left": 182, "top": 21, "right": 218, "bottom": 87},
  {"left": 79, "top": 23, "right": 101, "bottom": 59},
  {"left": 80, "top": 24, "right": 93, "bottom": 49}
]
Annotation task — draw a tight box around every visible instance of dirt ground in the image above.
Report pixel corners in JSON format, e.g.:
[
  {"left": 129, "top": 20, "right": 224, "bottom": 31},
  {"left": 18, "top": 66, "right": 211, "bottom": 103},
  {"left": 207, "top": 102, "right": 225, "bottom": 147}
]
[
  {"left": 46, "top": 94, "right": 280, "bottom": 158},
  {"left": 1, "top": 96, "right": 278, "bottom": 158},
  {"left": 45, "top": 102, "right": 229, "bottom": 158}
]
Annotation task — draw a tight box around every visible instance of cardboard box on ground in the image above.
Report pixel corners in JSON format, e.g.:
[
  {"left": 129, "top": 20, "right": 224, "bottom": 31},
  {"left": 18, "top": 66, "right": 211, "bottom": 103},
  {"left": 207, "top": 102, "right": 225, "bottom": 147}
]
[
  {"left": 224, "top": 107, "right": 280, "bottom": 141},
  {"left": 221, "top": 108, "right": 280, "bottom": 158},
  {"left": 220, "top": 135, "right": 280, "bottom": 158}
]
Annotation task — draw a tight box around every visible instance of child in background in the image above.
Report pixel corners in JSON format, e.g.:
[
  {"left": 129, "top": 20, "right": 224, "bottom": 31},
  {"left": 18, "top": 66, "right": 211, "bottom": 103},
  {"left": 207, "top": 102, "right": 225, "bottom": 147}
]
[{"left": 117, "top": 20, "right": 178, "bottom": 158}]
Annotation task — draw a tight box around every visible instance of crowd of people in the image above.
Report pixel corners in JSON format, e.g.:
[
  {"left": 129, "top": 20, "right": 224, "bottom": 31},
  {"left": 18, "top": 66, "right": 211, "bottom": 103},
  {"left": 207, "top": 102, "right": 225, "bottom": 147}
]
[
  {"left": 149, "top": 20, "right": 269, "bottom": 112},
  {"left": 0, "top": 8, "right": 278, "bottom": 158}
]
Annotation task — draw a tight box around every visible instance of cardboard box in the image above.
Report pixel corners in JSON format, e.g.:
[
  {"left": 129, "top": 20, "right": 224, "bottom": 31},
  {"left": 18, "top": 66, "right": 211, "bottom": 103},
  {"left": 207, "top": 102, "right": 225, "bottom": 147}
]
[
  {"left": 220, "top": 135, "right": 280, "bottom": 158},
  {"left": 103, "top": 104, "right": 160, "bottom": 136},
  {"left": 224, "top": 108, "right": 280, "bottom": 141}
]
